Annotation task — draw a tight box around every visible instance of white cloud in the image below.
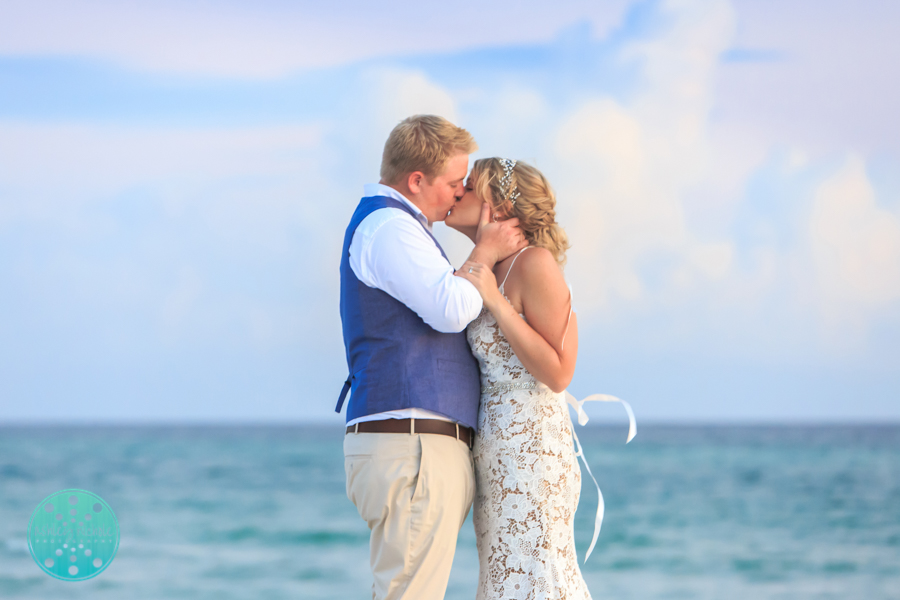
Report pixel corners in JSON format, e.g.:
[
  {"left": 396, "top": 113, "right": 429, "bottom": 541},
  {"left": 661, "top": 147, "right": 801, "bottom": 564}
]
[
  {"left": 0, "top": 120, "right": 337, "bottom": 358},
  {"left": 0, "top": 0, "right": 637, "bottom": 78},
  {"left": 550, "top": 0, "right": 738, "bottom": 309},
  {"left": 689, "top": 242, "right": 734, "bottom": 280},
  {"left": 810, "top": 155, "right": 900, "bottom": 321},
  {"left": 365, "top": 69, "right": 459, "bottom": 136},
  {"left": 720, "top": 0, "right": 900, "bottom": 153},
  {"left": 2, "top": 0, "right": 899, "bottom": 421},
  {"left": 0, "top": 121, "right": 322, "bottom": 226}
]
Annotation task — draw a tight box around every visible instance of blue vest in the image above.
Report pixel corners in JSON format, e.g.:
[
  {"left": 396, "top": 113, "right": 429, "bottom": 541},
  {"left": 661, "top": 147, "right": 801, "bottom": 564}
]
[{"left": 336, "top": 196, "right": 481, "bottom": 430}]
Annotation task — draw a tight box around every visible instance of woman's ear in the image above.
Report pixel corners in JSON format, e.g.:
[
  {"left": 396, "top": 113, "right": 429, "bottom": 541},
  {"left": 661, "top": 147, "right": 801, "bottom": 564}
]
[{"left": 490, "top": 205, "right": 509, "bottom": 222}]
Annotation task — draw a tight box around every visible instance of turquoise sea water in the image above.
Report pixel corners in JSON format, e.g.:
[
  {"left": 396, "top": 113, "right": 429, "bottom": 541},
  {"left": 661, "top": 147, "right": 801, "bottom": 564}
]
[{"left": 1, "top": 424, "right": 898, "bottom": 599}]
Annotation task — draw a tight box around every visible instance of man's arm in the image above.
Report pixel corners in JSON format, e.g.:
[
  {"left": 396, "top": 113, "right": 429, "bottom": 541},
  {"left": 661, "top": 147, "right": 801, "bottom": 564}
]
[{"left": 350, "top": 210, "right": 483, "bottom": 333}]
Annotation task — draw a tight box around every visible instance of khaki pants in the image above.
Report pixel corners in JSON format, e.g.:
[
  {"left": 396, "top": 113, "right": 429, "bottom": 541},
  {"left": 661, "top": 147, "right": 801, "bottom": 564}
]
[{"left": 344, "top": 430, "right": 475, "bottom": 600}]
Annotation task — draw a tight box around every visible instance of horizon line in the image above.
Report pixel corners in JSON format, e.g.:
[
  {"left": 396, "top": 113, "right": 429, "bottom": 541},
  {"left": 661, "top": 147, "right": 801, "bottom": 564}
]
[{"left": 2, "top": 418, "right": 899, "bottom": 428}]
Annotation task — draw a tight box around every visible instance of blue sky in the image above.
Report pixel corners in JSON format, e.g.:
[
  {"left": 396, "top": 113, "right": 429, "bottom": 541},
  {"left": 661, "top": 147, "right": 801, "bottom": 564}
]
[{"left": 1, "top": 0, "right": 898, "bottom": 423}]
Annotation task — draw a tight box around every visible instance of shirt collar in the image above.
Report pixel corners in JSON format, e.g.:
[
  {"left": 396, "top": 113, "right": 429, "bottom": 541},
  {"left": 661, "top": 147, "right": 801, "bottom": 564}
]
[{"left": 364, "top": 183, "right": 431, "bottom": 230}]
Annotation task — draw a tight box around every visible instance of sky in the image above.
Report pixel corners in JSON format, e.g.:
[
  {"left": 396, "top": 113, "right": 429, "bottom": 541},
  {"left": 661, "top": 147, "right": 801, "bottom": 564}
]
[{"left": 0, "top": 0, "right": 898, "bottom": 424}]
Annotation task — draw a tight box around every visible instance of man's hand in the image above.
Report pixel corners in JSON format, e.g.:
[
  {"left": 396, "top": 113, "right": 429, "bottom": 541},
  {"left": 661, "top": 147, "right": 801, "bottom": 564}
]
[{"left": 471, "top": 203, "right": 527, "bottom": 267}]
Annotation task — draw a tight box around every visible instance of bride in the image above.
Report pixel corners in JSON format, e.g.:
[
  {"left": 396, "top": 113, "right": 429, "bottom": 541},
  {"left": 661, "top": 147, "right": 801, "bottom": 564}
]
[{"left": 447, "top": 158, "right": 633, "bottom": 599}]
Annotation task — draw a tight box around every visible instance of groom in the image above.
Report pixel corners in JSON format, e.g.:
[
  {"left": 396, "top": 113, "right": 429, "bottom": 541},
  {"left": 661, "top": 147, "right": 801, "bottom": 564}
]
[{"left": 337, "top": 114, "right": 525, "bottom": 599}]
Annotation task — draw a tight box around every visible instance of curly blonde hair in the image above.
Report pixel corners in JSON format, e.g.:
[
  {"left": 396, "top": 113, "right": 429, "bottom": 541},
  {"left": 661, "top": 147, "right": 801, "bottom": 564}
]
[{"left": 470, "top": 158, "right": 570, "bottom": 266}]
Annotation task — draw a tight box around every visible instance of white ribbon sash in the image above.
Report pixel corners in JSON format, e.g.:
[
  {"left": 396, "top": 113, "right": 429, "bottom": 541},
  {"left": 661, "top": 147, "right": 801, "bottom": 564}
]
[{"left": 564, "top": 391, "right": 636, "bottom": 562}]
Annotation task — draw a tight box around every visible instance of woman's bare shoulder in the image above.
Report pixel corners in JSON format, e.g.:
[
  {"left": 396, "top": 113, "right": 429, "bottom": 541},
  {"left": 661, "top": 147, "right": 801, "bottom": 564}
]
[{"left": 518, "top": 247, "right": 567, "bottom": 292}]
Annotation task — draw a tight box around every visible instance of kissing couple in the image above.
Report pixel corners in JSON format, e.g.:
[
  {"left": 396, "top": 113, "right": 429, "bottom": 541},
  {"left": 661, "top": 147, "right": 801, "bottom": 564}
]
[{"left": 337, "top": 114, "right": 635, "bottom": 600}]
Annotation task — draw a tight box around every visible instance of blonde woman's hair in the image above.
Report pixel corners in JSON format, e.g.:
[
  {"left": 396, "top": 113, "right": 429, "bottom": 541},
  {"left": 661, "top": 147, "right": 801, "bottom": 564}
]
[
  {"left": 380, "top": 115, "right": 478, "bottom": 185},
  {"left": 470, "top": 158, "right": 570, "bottom": 267}
]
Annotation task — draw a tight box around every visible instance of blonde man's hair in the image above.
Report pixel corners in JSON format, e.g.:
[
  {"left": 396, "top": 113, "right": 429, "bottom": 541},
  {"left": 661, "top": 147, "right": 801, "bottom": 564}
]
[
  {"left": 380, "top": 115, "right": 478, "bottom": 185},
  {"left": 470, "top": 158, "right": 571, "bottom": 267}
]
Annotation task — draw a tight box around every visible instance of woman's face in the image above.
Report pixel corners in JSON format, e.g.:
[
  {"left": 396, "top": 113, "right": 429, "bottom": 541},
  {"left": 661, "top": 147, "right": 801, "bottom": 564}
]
[{"left": 444, "top": 174, "right": 484, "bottom": 236}]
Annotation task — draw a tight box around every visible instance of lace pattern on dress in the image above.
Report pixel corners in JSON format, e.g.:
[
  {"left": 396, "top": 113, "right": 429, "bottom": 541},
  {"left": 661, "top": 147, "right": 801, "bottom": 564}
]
[{"left": 467, "top": 303, "right": 592, "bottom": 600}]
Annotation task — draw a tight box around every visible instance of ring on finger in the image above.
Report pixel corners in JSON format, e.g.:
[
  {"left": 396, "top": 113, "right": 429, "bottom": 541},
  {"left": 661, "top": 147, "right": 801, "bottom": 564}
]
[{"left": 468, "top": 267, "right": 474, "bottom": 274}]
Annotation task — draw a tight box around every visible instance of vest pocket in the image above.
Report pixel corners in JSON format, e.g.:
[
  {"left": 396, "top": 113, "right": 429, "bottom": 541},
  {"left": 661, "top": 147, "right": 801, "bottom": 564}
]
[{"left": 409, "top": 435, "right": 425, "bottom": 504}]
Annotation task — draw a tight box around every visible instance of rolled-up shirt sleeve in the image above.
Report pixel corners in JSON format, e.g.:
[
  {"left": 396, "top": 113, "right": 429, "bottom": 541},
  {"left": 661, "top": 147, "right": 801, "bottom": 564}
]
[{"left": 349, "top": 209, "right": 483, "bottom": 333}]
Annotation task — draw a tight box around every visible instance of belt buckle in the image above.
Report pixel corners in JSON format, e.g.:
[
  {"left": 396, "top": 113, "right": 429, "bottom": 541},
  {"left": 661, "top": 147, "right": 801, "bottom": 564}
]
[{"left": 457, "top": 423, "right": 473, "bottom": 450}]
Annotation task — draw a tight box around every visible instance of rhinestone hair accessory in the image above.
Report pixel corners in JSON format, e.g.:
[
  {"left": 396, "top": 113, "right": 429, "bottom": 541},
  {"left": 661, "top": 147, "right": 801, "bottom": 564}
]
[{"left": 498, "top": 158, "right": 520, "bottom": 206}]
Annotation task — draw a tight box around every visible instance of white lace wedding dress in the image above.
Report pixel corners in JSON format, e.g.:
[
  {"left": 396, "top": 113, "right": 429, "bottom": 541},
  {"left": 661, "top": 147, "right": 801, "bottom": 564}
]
[{"left": 466, "top": 248, "right": 592, "bottom": 600}]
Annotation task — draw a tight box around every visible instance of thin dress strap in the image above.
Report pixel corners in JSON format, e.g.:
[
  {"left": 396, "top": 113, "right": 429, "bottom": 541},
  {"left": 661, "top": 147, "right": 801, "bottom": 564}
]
[
  {"left": 498, "top": 246, "right": 531, "bottom": 294},
  {"left": 499, "top": 246, "right": 574, "bottom": 350},
  {"left": 561, "top": 284, "right": 573, "bottom": 352}
]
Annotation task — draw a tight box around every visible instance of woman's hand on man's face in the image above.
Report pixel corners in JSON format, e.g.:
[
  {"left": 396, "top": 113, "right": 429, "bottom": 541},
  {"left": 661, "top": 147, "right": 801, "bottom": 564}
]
[{"left": 474, "top": 202, "right": 527, "bottom": 265}]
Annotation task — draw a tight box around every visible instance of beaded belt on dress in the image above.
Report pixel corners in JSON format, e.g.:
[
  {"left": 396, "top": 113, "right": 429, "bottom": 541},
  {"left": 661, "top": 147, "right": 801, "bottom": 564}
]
[{"left": 481, "top": 381, "right": 537, "bottom": 395}]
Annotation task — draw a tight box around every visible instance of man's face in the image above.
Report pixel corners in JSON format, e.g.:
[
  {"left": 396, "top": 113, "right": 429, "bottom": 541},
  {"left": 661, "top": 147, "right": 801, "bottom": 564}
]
[{"left": 419, "top": 153, "right": 469, "bottom": 222}]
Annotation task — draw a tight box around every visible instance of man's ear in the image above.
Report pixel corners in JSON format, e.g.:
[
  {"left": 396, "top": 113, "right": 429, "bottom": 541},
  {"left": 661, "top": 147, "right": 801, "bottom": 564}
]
[{"left": 407, "top": 171, "right": 424, "bottom": 195}]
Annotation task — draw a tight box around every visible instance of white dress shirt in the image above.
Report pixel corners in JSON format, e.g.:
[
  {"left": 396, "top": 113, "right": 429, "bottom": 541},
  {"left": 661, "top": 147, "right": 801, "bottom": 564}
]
[{"left": 346, "top": 183, "right": 483, "bottom": 427}]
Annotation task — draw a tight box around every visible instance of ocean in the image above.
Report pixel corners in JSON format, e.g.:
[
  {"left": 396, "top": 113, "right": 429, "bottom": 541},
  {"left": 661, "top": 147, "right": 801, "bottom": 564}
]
[{"left": 1, "top": 423, "right": 898, "bottom": 599}]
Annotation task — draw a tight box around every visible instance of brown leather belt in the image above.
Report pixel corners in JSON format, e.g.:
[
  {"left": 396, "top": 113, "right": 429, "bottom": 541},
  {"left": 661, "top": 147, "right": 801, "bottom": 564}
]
[{"left": 346, "top": 418, "right": 474, "bottom": 449}]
